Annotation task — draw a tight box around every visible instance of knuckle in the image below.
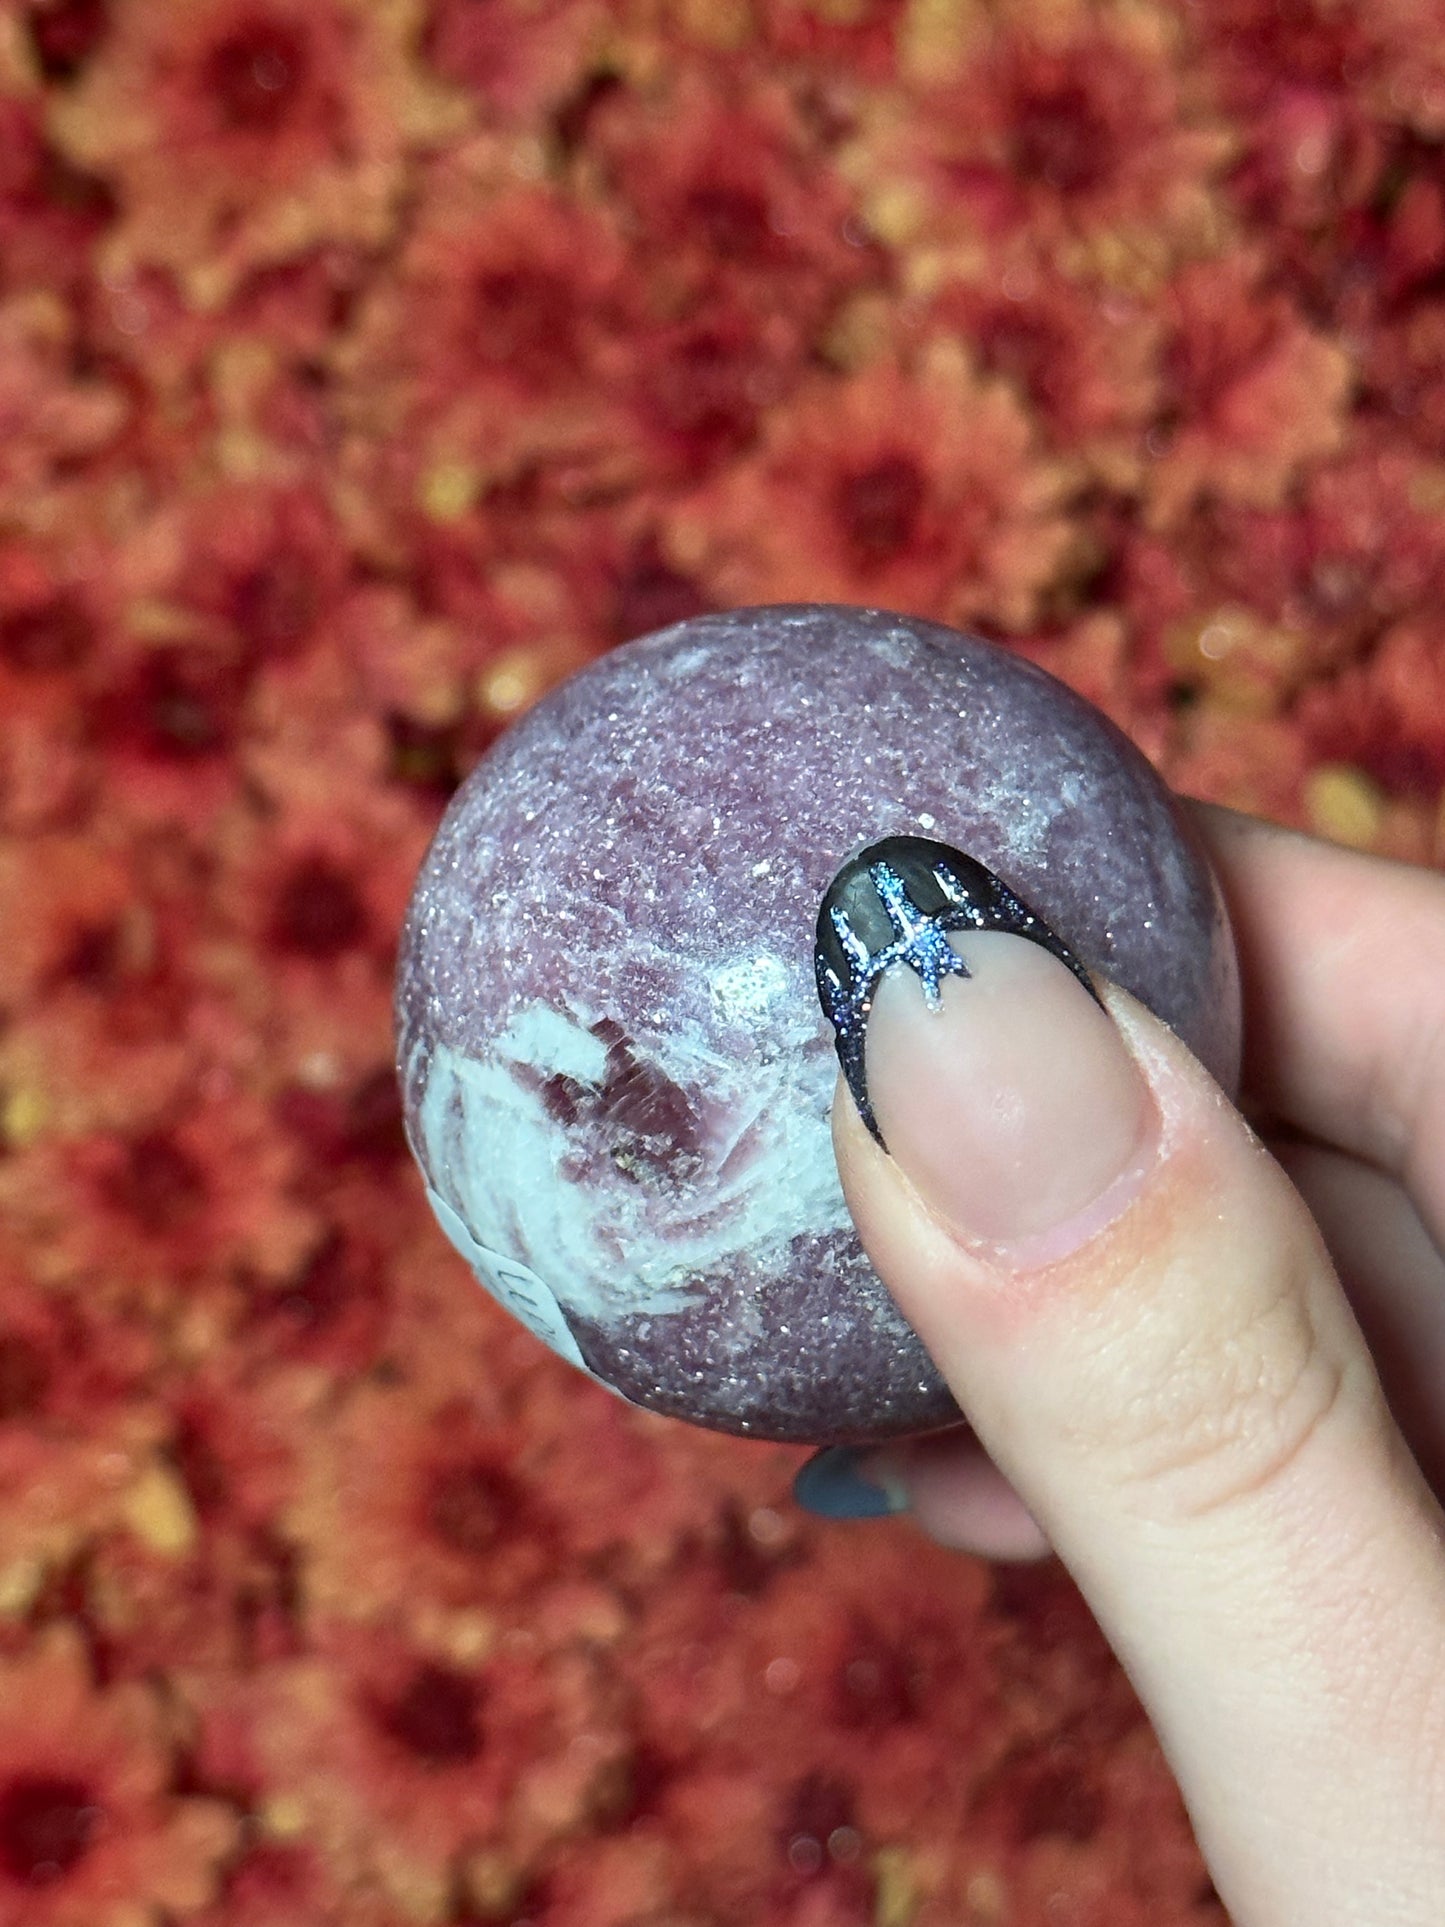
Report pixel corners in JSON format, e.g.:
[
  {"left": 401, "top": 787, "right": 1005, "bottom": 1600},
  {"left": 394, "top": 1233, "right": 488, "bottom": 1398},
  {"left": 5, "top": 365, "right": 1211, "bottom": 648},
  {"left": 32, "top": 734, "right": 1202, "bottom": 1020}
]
[
  {"left": 1080, "top": 1236, "right": 1369, "bottom": 1528},
  {"left": 1159, "top": 1323, "right": 1348, "bottom": 1526}
]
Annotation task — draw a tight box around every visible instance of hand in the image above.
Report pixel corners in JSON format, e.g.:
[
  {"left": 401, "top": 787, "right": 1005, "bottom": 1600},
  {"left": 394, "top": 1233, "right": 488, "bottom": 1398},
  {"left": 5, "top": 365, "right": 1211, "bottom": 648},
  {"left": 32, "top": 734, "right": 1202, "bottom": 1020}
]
[{"left": 797, "top": 804, "right": 1445, "bottom": 1926}]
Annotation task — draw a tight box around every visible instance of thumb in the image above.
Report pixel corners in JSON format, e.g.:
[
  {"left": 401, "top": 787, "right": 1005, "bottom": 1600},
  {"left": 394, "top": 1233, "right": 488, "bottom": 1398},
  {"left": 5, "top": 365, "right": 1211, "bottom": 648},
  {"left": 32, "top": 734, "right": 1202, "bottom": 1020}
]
[{"left": 820, "top": 845, "right": 1445, "bottom": 1924}]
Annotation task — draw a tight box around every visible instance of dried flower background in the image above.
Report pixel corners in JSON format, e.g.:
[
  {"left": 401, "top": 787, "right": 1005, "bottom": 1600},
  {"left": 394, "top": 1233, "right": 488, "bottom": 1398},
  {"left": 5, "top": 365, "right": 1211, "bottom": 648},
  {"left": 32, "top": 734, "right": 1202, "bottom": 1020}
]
[{"left": 1, "top": 0, "right": 1444, "bottom": 1921}]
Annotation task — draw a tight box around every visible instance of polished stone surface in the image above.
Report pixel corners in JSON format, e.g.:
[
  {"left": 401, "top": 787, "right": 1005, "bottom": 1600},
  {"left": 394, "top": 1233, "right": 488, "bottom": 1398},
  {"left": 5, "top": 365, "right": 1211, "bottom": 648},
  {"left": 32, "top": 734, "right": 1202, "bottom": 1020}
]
[{"left": 396, "top": 606, "right": 1240, "bottom": 1442}]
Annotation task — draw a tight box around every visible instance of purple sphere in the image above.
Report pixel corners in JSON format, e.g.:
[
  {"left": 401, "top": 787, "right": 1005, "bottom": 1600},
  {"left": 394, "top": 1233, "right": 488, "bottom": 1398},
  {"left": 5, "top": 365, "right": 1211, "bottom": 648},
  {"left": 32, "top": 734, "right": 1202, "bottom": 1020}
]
[{"left": 396, "top": 607, "right": 1239, "bottom": 1443}]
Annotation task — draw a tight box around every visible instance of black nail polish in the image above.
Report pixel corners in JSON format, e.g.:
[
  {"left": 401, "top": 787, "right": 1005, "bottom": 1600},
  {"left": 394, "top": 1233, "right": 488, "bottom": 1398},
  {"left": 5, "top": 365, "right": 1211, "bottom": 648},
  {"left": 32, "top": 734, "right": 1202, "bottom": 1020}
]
[{"left": 813, "top": 835, "right": 1100, "bottom": 1147}]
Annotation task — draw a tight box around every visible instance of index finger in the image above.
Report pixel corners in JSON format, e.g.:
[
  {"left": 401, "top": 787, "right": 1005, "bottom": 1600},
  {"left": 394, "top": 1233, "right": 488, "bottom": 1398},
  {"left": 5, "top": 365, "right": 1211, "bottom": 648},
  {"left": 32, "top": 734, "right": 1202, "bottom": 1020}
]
[{"left": 1189, "top": 801, "right": 1445, "bottom": 1246}]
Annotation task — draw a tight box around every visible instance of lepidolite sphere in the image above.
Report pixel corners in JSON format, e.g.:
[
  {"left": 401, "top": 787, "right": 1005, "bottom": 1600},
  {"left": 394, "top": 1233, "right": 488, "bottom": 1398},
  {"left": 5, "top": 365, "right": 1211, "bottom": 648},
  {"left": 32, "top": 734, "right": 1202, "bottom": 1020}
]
[{"left": 396, "top": 606, "right": 1239, "bottom": 1444}]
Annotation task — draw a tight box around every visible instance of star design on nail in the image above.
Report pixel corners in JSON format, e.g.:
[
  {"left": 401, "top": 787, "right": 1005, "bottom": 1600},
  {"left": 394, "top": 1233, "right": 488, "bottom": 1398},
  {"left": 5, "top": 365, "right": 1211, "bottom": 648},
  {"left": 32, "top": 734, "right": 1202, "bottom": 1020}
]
[
  {"left": 814, "top": 834, "right": 1098, "bottom": 1150},
  {"left": 828, "top": 859, "right": 973, "bottom": 1017},
  {"left": 816, "top": 855, "right": 982, "bottom": 1146}
]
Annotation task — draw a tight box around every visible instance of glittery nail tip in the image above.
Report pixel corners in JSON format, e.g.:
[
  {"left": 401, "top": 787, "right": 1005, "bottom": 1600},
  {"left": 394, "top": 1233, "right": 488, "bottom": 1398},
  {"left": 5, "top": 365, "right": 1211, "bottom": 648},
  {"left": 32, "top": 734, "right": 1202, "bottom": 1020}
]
[{"left": 813, "top": 834, "right": 1099, "bottom": 1148}]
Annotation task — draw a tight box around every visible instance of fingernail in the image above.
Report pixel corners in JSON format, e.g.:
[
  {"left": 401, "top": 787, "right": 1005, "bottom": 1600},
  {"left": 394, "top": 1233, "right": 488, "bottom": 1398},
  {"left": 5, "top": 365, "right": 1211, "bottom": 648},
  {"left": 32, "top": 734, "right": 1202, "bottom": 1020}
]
[
  {"left": 815, "top": 835, "right": 1154, "bottom": 1258},
  {"left": 793, "top": 1446, "right": 908, "bottom": 1520}
]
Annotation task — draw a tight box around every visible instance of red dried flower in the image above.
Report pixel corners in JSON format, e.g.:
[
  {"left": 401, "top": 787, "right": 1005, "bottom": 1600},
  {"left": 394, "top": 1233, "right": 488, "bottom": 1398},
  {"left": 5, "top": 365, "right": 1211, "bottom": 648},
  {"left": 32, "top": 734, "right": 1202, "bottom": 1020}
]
[
  {"left": 914, "top": 266, "right": 1161, "bottom": 483},
  {"left": 237, "top": 1221, "right": 395, "bottom": 1380},
  {"left": 50, "top": 0, "right": 463, "bottom": 305},
  {"left": 618, "top": 302, "right": 805, "bottom": 486},
  {"left": 168, "top": 1370, "right": 303, "bottom": 1540},
  {"left": 622, "top": 1522, "right": 1207, "bottom": 1924},
  {"left": 0, "top": 993, "right": 192, "bottom": 1161},
  {"left": 167, "top": 484, "right": 352, "bottom": 667},
  {"left": 422, "top": 0, "right": 605, "bottom": 126},
  {"left": 0, "top": 296, "right": 128, "bottom": 518},
  {"left": 0, "top": 835, "right": 138, "bottom": 1016},
  {"left": 847, "top": 1, "right": 1232, "bottom": 284},
  {"left": 381, "top": 534, "right": 607, "bottom": 768},
  {"left": 0, "top": 1253, "right": 162, "bottom": 1615},
  {"left": 1298, "top": 621, "right": 1445, "bottom": 797},
  {"left": 0, "top": 545, "right": 109, "bottom": 831},
  {"left": 0, "top": 1417, "right": 158, "bottom": 1626},
  {"left": 6, "top": 1090, "right": 319, "bottom": 1302},
  {"left": 190, "top": 1839, "right": 412, "bottom": 1927},
  {"left": 77, "top": 252, "right": 365, "bottom": 479},
  {"left": 0, "top": 1262, "right": 157, "bottom": 1430},
  {"left": 587, "top": 68, "right": 876, "bottom": 332},
  {"left": 1367, "top": 0, "right": 1445, "bottom": 140},
  {"left": 515, "top": 1363, "right": 774, "bottom": 1580},
  {"left": 0, "top": 585, "right": 99, "bottom": 684},
  {"left": 87, "top": 482, "right": 379, "bottom": 826},
  {"left": 969, "top": 1729, "right": 1208, "bottom": 1925},
  {"left": 1196, "top": 0, "right": 1382, "bottom": 241},
  {"left": 1011, "top": 613, "right": 1145, "bottom": 749},
  {"left": 334, "top": 155, "right": 641, "bottom": 534},
  {"left": 1177, "top": 441, "right": 1445, "bottom": 687},
  {"left": 755, "top": 0, "right": 906, "bottom": 83},
  {"left": 1116, "top": 427, "right": 1445, "bottom": 723},
  {"left": 0, "top": 98, "right": 115, "bottom": 298},
  {"left": 601, "top": 530, "right": 712, "bottom": 647},
  {"left": 274, "top": 1064, "right": 407, "bottom": 1173},
  {"left": 329, "top": 585, "right": 461, "bottom": 744},
  {"left": 1362, "top": 278, "right": 1445, "bottom": 453},
  {"left": 1295, "top": 436, "right": 1445, "bottom": 644},
  {"left": 311, "top": 1203, "right": 547, "bottom": 1404},
  {"left": 380, "top": 174, "right": 632, "bottom": 404},
  {"left": 21, "top": 0, "right": 111, "bottom": 86},
  {"left": 0, "top": 810, "right": 216, "bottom": 1152},
  {"left": 189, "top": 1619, "right": 586, "bottom": 1923},
  {"left": 86, "top": 634, "right": 256, "bottom": 831},
  {"left": 629, "top": 1526, "right": 990, "bottom": 1845},
  {"left": 286, "top": 1385, "right": 561, "bottom": 1628},
  {"left": 674, "top": 349, "right": 1073, "bottom": 630},
  {"left": 582, "top": 1530, "right": 994, "bottom": 1922},
  {"left": 1145, "top": 253, "right": 1353, "bottom": 526},
  {"left": 80, "top": 1364, "right": 313, "bottom": 1681},
  {"left": 204, "top": 778, "right": 432, "bottom": 1108},
  {"left": 87, "top": 1531, "right": 292, "bottom": 1682},
  {"left": 0, "top": 1628, "right": 235, "bottom": 1927},
  {"left": 100, "top": 649, "right": 248, "bottom": 764},
  {"left": 1162, "top": 707, "right": 1312, "bottom": 825},
  {"left": 509, "top": 1831, "right": 683, "bottom": 1927}
]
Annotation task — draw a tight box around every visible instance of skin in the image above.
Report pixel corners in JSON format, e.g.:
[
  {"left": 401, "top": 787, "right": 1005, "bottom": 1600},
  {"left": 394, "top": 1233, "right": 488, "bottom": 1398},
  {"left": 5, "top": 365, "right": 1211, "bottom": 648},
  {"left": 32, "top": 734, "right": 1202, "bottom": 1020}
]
[{"left": 839, "top": 803, "right": 1445, "bottom": 1925}]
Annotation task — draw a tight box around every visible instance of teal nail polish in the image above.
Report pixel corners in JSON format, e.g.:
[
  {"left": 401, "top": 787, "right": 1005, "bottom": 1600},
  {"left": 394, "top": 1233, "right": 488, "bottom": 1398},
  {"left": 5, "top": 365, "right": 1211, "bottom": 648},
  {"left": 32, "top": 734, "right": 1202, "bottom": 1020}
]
[{"left": 793, "top": 1447, "right": 907, "bottom": 1521}]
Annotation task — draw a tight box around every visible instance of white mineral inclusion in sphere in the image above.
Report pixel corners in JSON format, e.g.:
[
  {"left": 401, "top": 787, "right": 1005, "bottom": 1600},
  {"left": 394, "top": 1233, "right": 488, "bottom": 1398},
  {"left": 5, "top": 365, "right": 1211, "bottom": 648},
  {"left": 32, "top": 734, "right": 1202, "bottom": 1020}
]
[{"left": 395, "top": 606, "right": 1240, "bottom": 1444}]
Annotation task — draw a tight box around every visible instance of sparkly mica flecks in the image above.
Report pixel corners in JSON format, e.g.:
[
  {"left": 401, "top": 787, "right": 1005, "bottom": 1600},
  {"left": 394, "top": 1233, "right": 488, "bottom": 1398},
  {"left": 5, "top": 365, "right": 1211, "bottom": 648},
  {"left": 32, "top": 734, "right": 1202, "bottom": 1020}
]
[
  {"left": 395, "top": 606, "right": 1241, "bottom": 1445},
  {"left": 814, "top": 835, "right": 1102, "bottom": 1149}
]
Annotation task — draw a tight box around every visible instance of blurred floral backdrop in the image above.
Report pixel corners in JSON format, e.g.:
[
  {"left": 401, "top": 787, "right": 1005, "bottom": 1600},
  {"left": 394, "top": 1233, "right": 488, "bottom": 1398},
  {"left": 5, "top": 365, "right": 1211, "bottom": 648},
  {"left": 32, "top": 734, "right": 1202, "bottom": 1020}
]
[{"left": 1, "top": 0, "right": 1444, "bottom": 1922}]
